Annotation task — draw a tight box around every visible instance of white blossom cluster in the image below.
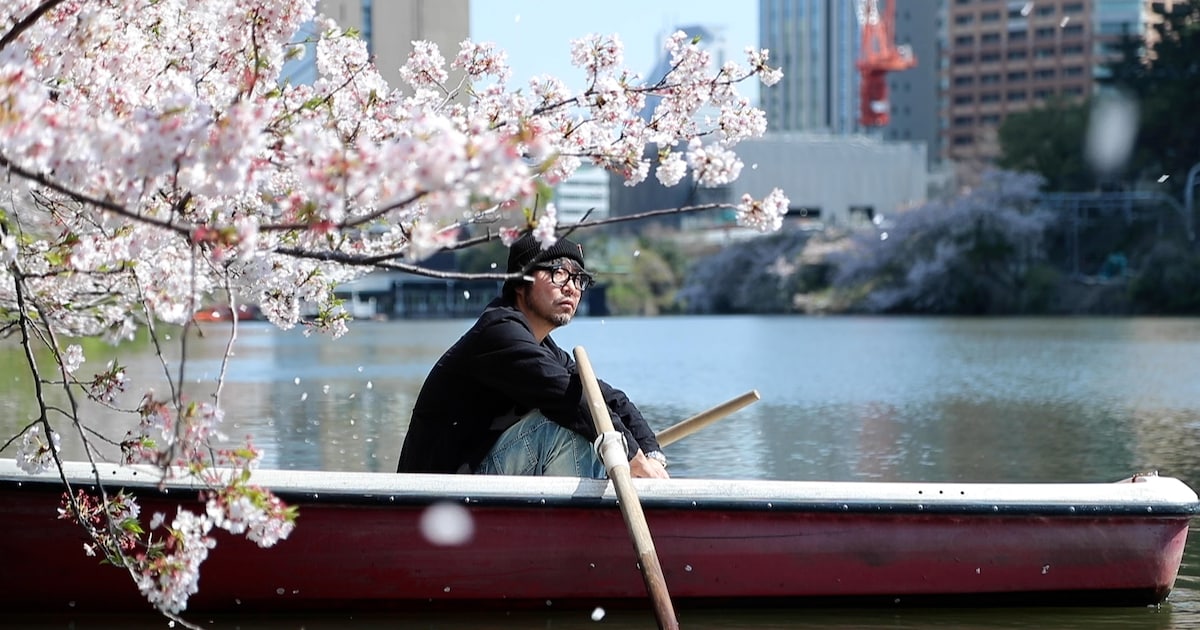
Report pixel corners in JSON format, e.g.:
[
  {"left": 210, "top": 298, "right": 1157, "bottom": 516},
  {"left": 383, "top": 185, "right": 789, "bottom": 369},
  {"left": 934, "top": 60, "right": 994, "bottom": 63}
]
[
  {"left": 135, "top": 509, "right": 216, "bottom": 615},
  {"left": 0, "top": 0, "right": 786, "bottom": 616},
  {"left": 15, "top": 424, "right": 59, "bottom": 473}
]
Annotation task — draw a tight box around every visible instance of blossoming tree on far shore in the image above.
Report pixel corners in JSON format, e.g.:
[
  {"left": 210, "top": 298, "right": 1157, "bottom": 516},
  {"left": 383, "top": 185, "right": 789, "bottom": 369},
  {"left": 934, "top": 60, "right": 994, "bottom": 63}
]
[{"left": 0, "top": 0, "right": 786, "bottom": 621}]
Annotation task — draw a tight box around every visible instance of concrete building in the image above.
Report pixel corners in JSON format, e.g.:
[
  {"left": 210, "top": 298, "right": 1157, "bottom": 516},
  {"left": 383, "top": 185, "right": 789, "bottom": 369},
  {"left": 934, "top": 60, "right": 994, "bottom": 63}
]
[
  {"left": 884, "top": 2, "right": 942, "bottom": 164},
  {"left": 287, "top": 0, "right": 468, "bottom": 89},
  {"left": 722, "top": 133, "right": 928, "bottom": 228},
  {"left": 553, "top": 164, "right": 611, "bottom": 225},
  {"left": 609, "top": 133, "right": 927, "bottom": 231},
  {"left": 941, "top": 0, "right": 1176, "bottom": 165}
]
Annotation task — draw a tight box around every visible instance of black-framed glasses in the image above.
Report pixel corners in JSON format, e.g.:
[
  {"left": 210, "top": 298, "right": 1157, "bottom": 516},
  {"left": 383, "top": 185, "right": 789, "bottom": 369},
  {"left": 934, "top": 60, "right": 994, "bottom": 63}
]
[{"left": 535, "top": 265, "right": 595, "bottom": 291}]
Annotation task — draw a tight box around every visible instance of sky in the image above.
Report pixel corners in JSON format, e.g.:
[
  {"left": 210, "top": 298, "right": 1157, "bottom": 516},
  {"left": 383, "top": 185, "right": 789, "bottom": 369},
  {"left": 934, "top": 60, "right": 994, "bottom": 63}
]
[{"left": 468, "top": 1, "right": 760, "bottom": 98}]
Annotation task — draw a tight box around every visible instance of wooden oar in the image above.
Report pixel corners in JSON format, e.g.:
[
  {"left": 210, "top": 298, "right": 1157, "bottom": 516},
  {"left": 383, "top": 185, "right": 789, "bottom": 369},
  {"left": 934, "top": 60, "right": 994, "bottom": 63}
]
[
  {"left": 657, "top": 390, "right": 761, "bottom": 448},
  {"left": 573, "top": 346, "right": 678, "bottom": 630}
]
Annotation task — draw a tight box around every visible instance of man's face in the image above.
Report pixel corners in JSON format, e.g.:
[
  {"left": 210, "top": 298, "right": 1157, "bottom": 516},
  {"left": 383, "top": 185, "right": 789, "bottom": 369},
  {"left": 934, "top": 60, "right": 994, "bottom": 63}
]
[{"left": 518, "top": 258, "right": 585, "bottom": 328}]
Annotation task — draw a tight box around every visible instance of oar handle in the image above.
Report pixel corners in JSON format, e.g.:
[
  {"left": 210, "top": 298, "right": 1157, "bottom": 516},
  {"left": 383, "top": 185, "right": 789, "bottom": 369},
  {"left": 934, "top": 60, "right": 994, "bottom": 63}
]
[
  {"left": 574, "top": 347, "right": 678, "bottom": 630},
  {"left": 657, "top": 390, "right": 761, "bottom": 448}
]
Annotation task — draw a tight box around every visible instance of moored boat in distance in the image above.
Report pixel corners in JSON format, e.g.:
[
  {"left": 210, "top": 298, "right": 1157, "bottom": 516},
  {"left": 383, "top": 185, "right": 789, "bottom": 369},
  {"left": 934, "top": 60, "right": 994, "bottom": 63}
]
[{"left": 1, "top": 459, "right": 1196, "bottom": 613}]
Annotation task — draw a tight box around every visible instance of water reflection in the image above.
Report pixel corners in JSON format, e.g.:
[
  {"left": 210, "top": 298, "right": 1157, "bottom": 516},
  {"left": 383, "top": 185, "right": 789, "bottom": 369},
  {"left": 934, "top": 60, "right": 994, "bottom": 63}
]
[
  {"left": 3, "top": 316, "right": 1200, "bottom": 629},
  {"left": 3, "top": 316, "right": 1199, "bottom": 485}
]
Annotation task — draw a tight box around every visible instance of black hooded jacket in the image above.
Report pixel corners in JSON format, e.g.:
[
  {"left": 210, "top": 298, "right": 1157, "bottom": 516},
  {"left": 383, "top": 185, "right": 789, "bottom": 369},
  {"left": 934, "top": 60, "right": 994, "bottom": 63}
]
[{"left": 397, "top": 297, "right": 660, "bottom": 474}]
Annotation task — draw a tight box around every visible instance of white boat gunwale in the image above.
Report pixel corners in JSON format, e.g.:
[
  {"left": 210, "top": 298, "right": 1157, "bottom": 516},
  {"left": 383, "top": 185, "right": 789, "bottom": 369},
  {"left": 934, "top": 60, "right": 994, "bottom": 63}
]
[{"left": 4, "top": 459, "right": 1198, "bottom": 517}]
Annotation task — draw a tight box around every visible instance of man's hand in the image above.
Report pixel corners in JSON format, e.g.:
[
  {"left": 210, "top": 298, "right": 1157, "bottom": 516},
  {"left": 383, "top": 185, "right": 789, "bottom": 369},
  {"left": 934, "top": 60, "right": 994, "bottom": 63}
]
[{"left": 630, "top": 450, "right": 670, "bottom": 479}]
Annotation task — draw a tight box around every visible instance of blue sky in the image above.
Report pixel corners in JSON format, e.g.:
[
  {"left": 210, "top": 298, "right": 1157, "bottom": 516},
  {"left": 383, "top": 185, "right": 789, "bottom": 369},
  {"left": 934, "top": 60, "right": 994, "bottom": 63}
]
[{"left": 469, "top": 1, "right": 759, "bottom": 98}]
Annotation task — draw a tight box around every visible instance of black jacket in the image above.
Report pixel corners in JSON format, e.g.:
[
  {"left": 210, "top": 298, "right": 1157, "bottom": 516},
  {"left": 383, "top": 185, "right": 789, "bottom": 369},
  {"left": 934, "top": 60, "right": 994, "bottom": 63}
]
[{"left": 397, "top": 298, "right": 660, "bottom": 473}]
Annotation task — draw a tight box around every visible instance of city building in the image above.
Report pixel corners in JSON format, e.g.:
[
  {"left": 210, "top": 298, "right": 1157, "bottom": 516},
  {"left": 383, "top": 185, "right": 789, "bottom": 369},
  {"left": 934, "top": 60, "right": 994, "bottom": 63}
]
[
  {"left": 884, "top": 2, "right": 942, "bottom": 164},
  {"left": 759, "top": 0, "right": 863, "bottom": 135},
  {"left": 553, "top": 164, "right": 611, "bottom": 225},
  {"left": 941, "top": 0, "right": 1177, "bottom": 165},
  {"left": 285, "top": 0, "right": 468, "bottom": 89}
]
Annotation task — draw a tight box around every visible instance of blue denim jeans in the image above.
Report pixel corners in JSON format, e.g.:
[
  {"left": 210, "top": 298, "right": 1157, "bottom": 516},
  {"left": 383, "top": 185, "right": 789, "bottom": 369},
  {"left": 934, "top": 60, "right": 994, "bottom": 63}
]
[{"left": 476, "top": 411, "right": 607, "bottom": 478}]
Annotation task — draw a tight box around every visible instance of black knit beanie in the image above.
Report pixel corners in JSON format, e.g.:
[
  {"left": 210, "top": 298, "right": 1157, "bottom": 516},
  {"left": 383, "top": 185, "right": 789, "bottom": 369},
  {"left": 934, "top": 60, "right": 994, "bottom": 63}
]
[{"left": 506, "top": 232, "right": 586, "bottom": 274}]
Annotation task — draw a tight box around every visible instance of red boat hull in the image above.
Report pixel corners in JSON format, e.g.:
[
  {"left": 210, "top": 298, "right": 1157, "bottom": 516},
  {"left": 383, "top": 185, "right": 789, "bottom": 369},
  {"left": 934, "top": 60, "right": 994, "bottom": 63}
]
[{"left": 0, "top": 463, "right": 1194, "bottom": 613}]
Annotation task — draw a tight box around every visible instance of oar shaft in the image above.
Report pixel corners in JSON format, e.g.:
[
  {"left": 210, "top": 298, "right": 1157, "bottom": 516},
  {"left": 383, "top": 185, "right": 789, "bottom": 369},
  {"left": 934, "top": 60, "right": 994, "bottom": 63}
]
[
  {"left": 574, "top": 347, "right": 678, "bottom": 630},
  {"left": 657, "top": 390, "right": 761, "bottom": 448}
]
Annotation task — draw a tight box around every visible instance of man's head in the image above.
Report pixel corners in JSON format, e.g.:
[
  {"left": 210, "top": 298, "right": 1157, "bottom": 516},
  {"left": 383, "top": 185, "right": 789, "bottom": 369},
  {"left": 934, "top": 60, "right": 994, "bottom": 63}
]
[
  {"left": 503, "top": 232, "right": 587, "bottom": 296},
  {"left": 504, "top": 233, "right": 592, "bottom": 334}
]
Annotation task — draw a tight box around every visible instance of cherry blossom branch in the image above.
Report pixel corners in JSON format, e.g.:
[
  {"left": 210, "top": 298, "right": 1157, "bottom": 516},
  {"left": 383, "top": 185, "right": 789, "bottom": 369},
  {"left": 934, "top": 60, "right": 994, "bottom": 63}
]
[{"left": 0, "top": 0, "right": 66, "bottom": 51}]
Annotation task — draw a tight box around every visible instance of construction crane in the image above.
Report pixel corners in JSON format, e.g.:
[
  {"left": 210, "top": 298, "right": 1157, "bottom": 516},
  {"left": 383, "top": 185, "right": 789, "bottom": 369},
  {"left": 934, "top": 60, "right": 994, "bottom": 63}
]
[{"left": 856, "top": 0, "right": 916, "bottom": 127}]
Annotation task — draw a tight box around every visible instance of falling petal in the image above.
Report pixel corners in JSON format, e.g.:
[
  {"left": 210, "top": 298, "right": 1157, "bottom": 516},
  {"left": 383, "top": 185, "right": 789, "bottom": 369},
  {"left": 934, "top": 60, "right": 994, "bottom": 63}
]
[
  {"left": 591, "top": 607, "right": 606, "bottom": 621},
  {"left": 1085, "top": 91, "right": 1138, "bottom": 177},
  {"left": 420, "top": 502, "right": 475, "bottom": 546}
]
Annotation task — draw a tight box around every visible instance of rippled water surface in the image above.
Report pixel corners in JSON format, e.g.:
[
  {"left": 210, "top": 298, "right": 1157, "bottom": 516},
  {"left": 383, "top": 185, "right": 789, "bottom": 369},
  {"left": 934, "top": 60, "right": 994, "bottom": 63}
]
[{"left": 4, "top": 316, "right": 1200, "bottom": 628}]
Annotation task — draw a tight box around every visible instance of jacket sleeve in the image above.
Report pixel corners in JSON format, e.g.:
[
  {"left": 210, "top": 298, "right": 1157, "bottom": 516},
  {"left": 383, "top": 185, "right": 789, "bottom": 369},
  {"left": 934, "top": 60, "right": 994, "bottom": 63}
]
[{"left": 599, "top": 379, "right": 661, "bottom": 457}]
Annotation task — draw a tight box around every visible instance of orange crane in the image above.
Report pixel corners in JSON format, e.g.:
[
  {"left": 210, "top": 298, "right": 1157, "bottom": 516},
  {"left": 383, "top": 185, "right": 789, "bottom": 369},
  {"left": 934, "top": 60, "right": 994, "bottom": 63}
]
[{"left": 856, "top": 0, "right": 916, "bottom": 127}]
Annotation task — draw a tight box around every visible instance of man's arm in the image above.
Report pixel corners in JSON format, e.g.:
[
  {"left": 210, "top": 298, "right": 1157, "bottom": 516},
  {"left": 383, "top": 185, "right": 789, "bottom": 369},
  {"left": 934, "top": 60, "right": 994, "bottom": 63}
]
[{"left": 599, "top": 380, "right": 669, "bottom": 479}]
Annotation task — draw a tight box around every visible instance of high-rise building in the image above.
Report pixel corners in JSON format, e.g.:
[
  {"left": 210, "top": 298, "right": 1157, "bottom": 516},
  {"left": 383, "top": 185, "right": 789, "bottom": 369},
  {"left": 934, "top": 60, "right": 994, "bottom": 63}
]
[
  {"left": 758, "top": 0, "right": 937, "bottom": 162},
  {"left": 941, "top": 0, "right": 1175, "bottom": 164},
  {"left": 287, "top": 1, "right": 468, "bottom": 89},
  {"left": 884, "top": 2, "right": 942, "bottom": 163},
  {"left": 759, "top": 0, "right": 863, "bottom": 134}
]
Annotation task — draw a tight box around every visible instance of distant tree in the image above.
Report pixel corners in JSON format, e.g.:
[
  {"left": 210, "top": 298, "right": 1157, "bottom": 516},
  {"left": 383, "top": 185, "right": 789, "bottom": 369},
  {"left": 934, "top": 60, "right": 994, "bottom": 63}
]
[
  {"left": 996, "top": 98, "right": 1092, "bottom": 191},
  {"left": 1100, "top": 0, "right": 1200, "bottom": 194},
  {"left": 1129, "top": 241, "right": 1200, "bottom": 314},
  {"left": 677, "top": 230, "right": 815, "bottom": 314},
  {"left": 827, "top": 170, "right": 1058, "bottom": 314}
]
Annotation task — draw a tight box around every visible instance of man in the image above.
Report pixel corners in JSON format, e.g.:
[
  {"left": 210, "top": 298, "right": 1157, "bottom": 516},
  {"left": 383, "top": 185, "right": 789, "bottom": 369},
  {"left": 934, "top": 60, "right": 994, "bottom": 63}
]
[{"left": 397, "top": 232, "right": 669, "bottom": 479}]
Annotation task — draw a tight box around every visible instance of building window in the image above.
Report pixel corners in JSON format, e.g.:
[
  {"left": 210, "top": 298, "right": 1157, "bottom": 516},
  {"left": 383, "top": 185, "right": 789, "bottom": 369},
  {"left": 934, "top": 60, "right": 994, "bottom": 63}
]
[
  {"left": 953, "top": 134, "right": 974, "bottom": 146},
  {"left": 980, "top": 52, "right": 1001, "bottom": 63},
  {"left": 1007, "top": 70, "right": 1027, "bottom": 81},
  {"left": 953, "top": 53, "right": 975, "bottom": 64},
  {"left": 980, "top": 92, "right": 1002, "bottom": 103},
  {"left": 1036, "top": 5, "right": 1056, "bottom": 16},
  {"left": 1064, "top": 66, "right": 1085, "bottom": 77},
  {"left": 1034, "top": 88, "right": 1055, "bottom": 99},
  {"left": 981, "top": 10, "right": 1001, "bottom": 22},
  {"left": 1064, "top": 2, "right": 1084, "bottom": 13},
  {"left": 980, "top": 114, "right": 1002, "bottom": 124},
  {"left": 1035, "top": 68, "right": 1056, "bottom": 79},
  {"left": 955, "top": 13, "right": 974, "bottom": 24},
  {"left": 1009, "top": 30, "right": 1027, "bottom": 43},
  {"left": 1007, "top": 90, "right": 1027, "bottom": 101},
  {"left": 1063, "top": 24, "right": 1084, "bottom": 36},
  {"left": 954, "top": 75, "right": 976, "bottom": 86},
  {"left": 954, "top": 94, "right": 975, "bottom": 105},
  {"left": 1062, "top": 44, "right": 1084, "bottom": 54},
  {"left": 1064, "top": 85, "right": 1085, "bottom": 96},
  {"left": 955, "top": 35, "right": 975, "bottom": 46},
  {"left": 1007, "top": 49, "right": 1027, "bottom": 60},
  {"left": 982, "top": 32, "right": 1002, "bottom": 44},
  {"left": 953, "top": 115, "right": 974, "bottom": 126},
  {"left": 361, "top": 0, "right": 374, "bottom": 55},
  {"left": 980, "top": 73, "right": 1001, "bottom": 84}
]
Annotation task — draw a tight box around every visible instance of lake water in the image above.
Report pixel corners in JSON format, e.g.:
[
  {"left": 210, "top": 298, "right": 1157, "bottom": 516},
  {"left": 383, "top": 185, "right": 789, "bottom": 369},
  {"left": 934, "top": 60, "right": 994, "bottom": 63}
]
[{"left": 4, "top": 315, "right": 1200, "bottom": 629}]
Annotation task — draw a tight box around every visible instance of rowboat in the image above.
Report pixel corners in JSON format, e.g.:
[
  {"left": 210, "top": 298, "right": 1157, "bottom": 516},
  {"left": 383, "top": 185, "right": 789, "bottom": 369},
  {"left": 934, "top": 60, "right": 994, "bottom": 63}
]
[{"left": 1, "top": 458, "right": 1196, "bottom": 614}]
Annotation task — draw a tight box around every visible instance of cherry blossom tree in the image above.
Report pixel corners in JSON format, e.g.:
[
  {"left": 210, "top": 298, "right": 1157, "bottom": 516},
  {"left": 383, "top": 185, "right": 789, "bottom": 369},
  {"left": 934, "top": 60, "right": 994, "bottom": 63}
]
[{"left": 0, "top": 0, "right": 786, "bottom": 621}]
